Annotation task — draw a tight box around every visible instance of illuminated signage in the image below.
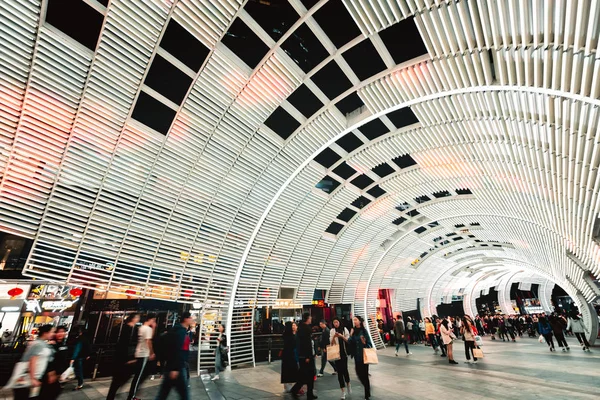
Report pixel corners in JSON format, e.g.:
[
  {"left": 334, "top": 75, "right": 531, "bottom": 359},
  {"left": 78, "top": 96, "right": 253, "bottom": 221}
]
[
  {"left": 311, "top": 300, "right": 326, "bottom": 307},
  {"left": 24, "top": 300, "right": 42, "bottom": 313},
  {"left": 272, "top": 299, "right": 302, "bottom": 309},
  {"left": 41, "top": 300, "right": 75, "bottom": 311},
  {"left": 1, "top": 306, "right": 20, "bottom": 312}
]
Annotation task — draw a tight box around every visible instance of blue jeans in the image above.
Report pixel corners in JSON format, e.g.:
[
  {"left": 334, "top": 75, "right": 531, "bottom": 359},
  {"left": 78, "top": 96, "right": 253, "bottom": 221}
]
[
  {"left": 74, "top": 358, "right": 84, "bottom": 386},
  {"left": 395, "top": 337, "right": 409, "bottom": 353},
  {"left": 155, "top": 367, "right": 189, "bottom": 400}
]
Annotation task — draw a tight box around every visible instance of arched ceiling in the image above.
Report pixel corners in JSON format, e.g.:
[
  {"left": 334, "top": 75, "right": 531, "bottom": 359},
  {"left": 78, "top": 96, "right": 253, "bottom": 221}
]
[{"left": 2, "top": 0, "right": 600, "bottom": 361}]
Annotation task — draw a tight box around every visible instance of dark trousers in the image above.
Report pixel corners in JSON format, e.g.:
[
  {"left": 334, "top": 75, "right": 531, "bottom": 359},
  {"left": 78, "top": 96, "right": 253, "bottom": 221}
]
[
  {"left": 355, "top": 362, "right": 370, "bottom": 399},
  {"left": 13, "top": 388, "right": 30, "bottom": 400},
  {"left": 395, "top": 337, "right": 409, "bottom": 353},
  {"left": 542, "top": 333, "right": 555, "bottom": 348},
  {"left": 464, "top": 340, "right": 477, "bottom": 361},
  {"left": 73, "top": 358, "right": 84, "bottom": 386},
  {"left": 574, "top": 332, "right": 590, "bottom": 348},
  {"left": 554, "top": 332, "right": 568, "bottom": 348},
  {"left": 319, "top": 351, "right": 337, "bottom": 374},
  {"left": 334, "top": 357, "right": 350, "bottom": 388},
  {"left": 128, "top": 357, "right": 149, "bottom": 400},
  {"left": 291, "top": 359, "right": 315, "bottom": 399},
  {"left": 107, "top": 362, "right": 134, "bottom": 400},
  {"left": 39, "top": 379, "right": 61, "bottom": 400},
  {"left": 154, "top": 367, "right": 189, "bottom": 400}
]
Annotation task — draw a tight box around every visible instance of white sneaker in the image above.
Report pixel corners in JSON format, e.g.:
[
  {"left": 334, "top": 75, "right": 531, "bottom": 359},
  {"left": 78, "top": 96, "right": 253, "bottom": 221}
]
[
  {"left": 394, "top": 351, "right": 398, "bottom": 356},
  {"left": 347, "top": 384, "right": 352, "bottom": 394},
  {"left": 341, "top": 393, "right": 346, "bottom": 399},
  {"left": 406, "top": 352, "right": 412, "bottom": 356},
  {"left": 332, "top": 372, "right": 337, "bottom": 375},
  {"left": 473, "top": 360, "right": 478, "bottom": 364},
  {"left": 317, "top": 373, "right": 323, "bottom": 377},
  {"left": 211, "top": 375, "right": 219, "bottom": 381}
]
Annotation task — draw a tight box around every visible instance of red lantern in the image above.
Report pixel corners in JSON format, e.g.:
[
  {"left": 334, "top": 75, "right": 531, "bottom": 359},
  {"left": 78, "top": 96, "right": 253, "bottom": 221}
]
[
  {"left": 69, "top": 288, "right": 83, "bottom": 297},
  {"left": 125, "top": 289, "right": 136, "bottom": 296},
  {"left": 182, "top": 289, "right": 193, "bottom": 297},
  {"left": 7, "top": 287, "right": 23, "bottom": 298}
]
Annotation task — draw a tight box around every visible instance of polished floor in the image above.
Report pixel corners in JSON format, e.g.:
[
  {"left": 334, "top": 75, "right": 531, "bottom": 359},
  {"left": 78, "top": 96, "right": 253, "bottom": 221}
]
[{"left": 3, "top": 336, "right": 597, "bottom": 399}]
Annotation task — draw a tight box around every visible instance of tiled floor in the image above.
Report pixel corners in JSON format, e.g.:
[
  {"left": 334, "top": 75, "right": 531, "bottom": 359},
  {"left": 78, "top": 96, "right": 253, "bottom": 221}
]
[{"left": 1, "top": 336, "right": 598, "bottom": 399}]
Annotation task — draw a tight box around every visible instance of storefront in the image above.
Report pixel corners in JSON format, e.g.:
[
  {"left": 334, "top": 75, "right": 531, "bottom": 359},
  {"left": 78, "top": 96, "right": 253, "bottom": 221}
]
[
  {"left": 0, "top": 284, "right": 30, "bottom": 341},
  {"left": 20, "top": 284, "right": 83, "bottom": 336}
]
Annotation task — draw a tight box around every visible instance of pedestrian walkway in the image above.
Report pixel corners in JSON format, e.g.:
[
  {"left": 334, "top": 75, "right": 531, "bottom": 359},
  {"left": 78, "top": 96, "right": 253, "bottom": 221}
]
[{"left": 5, "top": 337, "right": 595, "bottom": 399}]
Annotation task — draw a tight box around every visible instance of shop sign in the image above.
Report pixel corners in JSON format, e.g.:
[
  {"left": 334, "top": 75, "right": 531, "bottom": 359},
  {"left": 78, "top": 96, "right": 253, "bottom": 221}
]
[
  {"left": 41, "top": 300, "right": 75, "bottom": 311},
  {"left": 24, "top": 300, "right": 42, "bottom": 313},
  {"left": 311, "top": 300, "right": 326, "bottom": 307},
  {"left": 273, "top": 299, "right": 302, "bottom": 309}
]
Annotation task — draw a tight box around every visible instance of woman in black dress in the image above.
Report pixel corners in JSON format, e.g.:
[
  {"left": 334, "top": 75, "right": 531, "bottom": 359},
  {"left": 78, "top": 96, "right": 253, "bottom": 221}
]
[{"left": 281, "top": 321, "right": 298, "bottom": 393}]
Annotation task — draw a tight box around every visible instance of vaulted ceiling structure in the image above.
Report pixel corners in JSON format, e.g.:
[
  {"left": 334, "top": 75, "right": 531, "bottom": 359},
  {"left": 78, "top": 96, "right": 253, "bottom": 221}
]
[{"left": 1, "top": 0, "right": 600, "bottom": 363}]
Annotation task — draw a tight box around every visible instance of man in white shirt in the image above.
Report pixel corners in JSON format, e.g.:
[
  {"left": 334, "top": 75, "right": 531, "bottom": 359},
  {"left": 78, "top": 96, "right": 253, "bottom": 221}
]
[{"left": 127, "top": 314, "right": 156, "bottom": 400}]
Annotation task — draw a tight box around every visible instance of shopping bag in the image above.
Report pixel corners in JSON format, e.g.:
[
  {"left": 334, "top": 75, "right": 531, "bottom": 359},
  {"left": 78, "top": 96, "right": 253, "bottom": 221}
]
[
  {"left": 473, "top": 347, "right": 484, "bottom": 358},
  {"left": 2, "top": 361, "right": 30, "bottom": 389},
  {"left": 475, "top": 335, "right": 484, "bottom": 347},
  {"left": 363, "top": 348, "right": 379, "bottom": 364},
  {"left": 538, "top": 335, "right": 545, "bottom": 344},
  {"left": 327, "top": 344, "right": 341, "bottom": 361},
  {"left": 59, "top": 366, "right": 76, "bottom": 383}
]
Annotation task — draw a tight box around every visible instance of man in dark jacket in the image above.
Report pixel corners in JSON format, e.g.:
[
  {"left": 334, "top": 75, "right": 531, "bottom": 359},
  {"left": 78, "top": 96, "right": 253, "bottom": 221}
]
[
  {"left": 291, "top": 313, "right": 317, "bottom": 399},
  {"left": 155, "top": 312, "right": 193, "bottom": 400},
  {"left": 107, "top": 313, "right": 140, "bottom": 400},
  {"left": 394, "top": 317, "right": 411, "bottom": 356},
  {"left": 317, "top": 320, "right": 337, "bottom": 377}
]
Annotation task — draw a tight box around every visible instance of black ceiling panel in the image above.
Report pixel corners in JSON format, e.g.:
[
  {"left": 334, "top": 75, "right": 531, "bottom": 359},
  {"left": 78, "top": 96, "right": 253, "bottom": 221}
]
[
  {"left": 414, "top": 226, "right": 427, "bottom": 234},
  {"left": 325, "top": 221, "right": 345, "bottom": 235},
  {"left": 311, "top": 60, "right": 353, "bottom": 99},
  {"left": 315, "top": 175, "right": 341, "bottom": 194},
  {"left": 367, "top": 185, "right": 386, "bottom": 198},
  {"left": 359, "top": 118, "right": 389, "bottom": 140},
  {"left": 432, "top": 190, "right": 452, "bottom": 198},
  {"left": 386, "top": 107, "right": 419, "bottom": 129},
  {"left": 132, "top": 92, "right": 177, "bottom": 135},
  {"left": 337, "top": 207, "right": 357, "bottom": 222},
  {"left": 161, "top": 19, "right": 209, "bottom": 72},
  {"left": 335, "top": 132, "right": 363, "bottom": 153},
  {"left": 144, "top": 55, "right": 193, "bottom": 105},
  {"left": 350, "top": 174, "right": 374, "bottom": 190},
  {"left": 313, "top": 0, "right": 361, "bottom": 48},
  {"left": 379, "top": 17, "right": 428, "bottom": 65},
  {"left": 282, "top": 23, "right": 330, "bottom": 73},
  {"left": 342, "top": 39, "right": 387, "bottom": 80},
  {"left": 414, "top": 195, "right": 431, "bottom": 204},
  {"left": 351, "top": 195, "right": 371, "bottom": 209},
  {"left": 332, "top": 162, "right": 356, "bottom": 180},
  {"left": 392, "top": 216, "right": 406, "bottom": 225},
  {"left": 314, "top": 147, "right": 341, "bottom": 168},
  {"left": 391, "top": 154, "right": 417, "bottom": 169},
  {"left": 222, "top": 18, "right": 269, "bottom": 69},
  {"left": 372, "top": 163, "right": 395, "bottom": 178},
  {"left": 407, "top": 209, "right": 420, "bottom": 217},
  {"left": 336, "top": 92, "right": 364, "bottom": 115},
  {"left": 456, "top": 188, "right": 473, "bottom": 195},
  {"left": 244, "top": 0, "right": 299, "bottom": 41},
  {"left": 287, "top": 84, "right": 323, "bottom": 118},
  {"left": 300, "top": 0, "right": 320, "bottom": 9},
  {"left": 97, "top": 0, "right": 109, "bottom": 5},
  {"left": 264, "top": 107, "right": 300, "bottom": 140},
  {"left": 46, "top": 0, "right": 104, "bottom": 51}
]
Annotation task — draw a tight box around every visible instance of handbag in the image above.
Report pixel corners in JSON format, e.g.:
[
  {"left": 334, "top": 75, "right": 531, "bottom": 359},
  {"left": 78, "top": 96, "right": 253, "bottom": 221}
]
[
  {"left": 473, "top": 347, "right": 484, "bottom": 358},
  {"left": 475, "top": 335, "right": 484, "bottom": 347},
  {"left": 59, "top": 366, "right": 76, "bottom": 383},
  {"left": 538, "top": 335, "right": 545, "bottom": 344},
  {"left": 363, "top": 348, "right": 379, "bottom": 364},
  {"left": 327, "top": 344, "right": 341, "bottom": 361}
]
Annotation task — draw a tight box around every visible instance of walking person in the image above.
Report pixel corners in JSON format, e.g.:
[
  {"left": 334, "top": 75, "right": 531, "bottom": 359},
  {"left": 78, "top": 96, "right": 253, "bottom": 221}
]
[
  {"left": 440, "top": 319, "right": 458, "bottom": 364},
  {"left": 538, "top": 316, "right": 555, "bottom": 351},
  {"left": 5, "top": 324, "right": 55, "bottom": 400},
  {"left": 549, "top": 315, "right": 569, "bottom": 351},
  {"left": 281, "top": 322, "right": 298, "bottom": 393},
  {"left": 348, "top": 316, "right": 372, "bottom": 400},
  {"left": 107, "top": 313, "right": 140, "bottom": 400},
  {"left": 290, "top": 313, "right": 317, "bottom": 400},
  {"left": 40, "top": 325, "right": 70, "bottom": 400},
  {"left": 461, "top": 317, "right": 478, "bottom": 364},
  {"left": 317, "top": 320, "right": 337, "bottom": 377},
  {"left": 210, "top": 324, "right": 227, "bottom": 381},
  {"left": 424, "top": 317, "right": 438, "bottom": 353},
  {"left": 128, "top": 314, "right": 157, "bottom": 399},
  {"left": 155, "top": 311, "right": 193, "bottom": 400},
  {"left": 70, "top": 328, "right": 92, "bottom": 390},
  {"left": 394, "top": 316, "right": 411, "bottom": 356},
  {"left": 567, "top": 311, "right": 591, "bottom": 351},
  {"left": 330, "top": 317, "right": 351, "bottom": 399}
]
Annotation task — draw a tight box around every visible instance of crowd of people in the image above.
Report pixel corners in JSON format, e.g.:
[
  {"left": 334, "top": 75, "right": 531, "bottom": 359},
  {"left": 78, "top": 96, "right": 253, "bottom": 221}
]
[
  {"left": 280, "top": 313, "right": 373, "bottom": 400},
  {"left": 2, "top": 311, "right": 230, "bottom": 400}
]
